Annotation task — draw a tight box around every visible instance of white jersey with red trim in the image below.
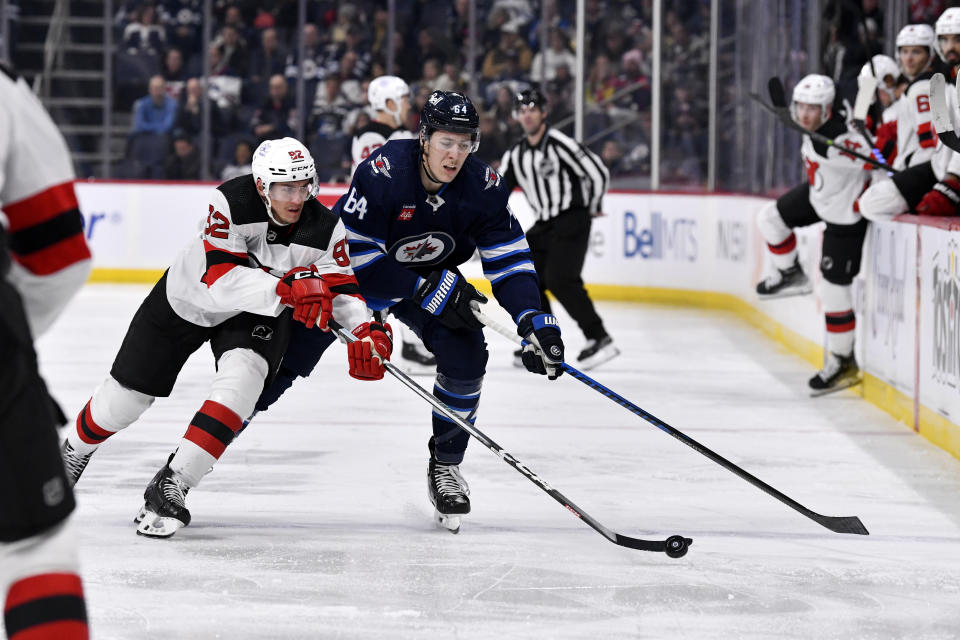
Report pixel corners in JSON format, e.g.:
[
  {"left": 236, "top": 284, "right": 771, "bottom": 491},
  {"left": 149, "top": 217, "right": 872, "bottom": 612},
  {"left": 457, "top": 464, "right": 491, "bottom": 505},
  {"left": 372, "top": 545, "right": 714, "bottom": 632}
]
[
  {"left": 888, "top": 74, "right": 939, "bottom": 170},
  {"left": 0, "top": 64, "right": 92, "bottom": 337},
  {"left": 350, "top": 121, "right": 416, "bottom": 177},
  {"left": 800, "top": 117, "right": 872, "bottom": 225},
  {"left": 165, "top": 174, "right": 369, "bottom": 330}
]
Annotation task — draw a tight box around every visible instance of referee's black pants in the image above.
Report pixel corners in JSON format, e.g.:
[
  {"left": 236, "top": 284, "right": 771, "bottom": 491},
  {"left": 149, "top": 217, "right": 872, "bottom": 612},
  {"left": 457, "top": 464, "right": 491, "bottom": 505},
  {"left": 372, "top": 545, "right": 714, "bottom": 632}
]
[{"left": 526, "top": 207, "right": 608, "bottom": 341}]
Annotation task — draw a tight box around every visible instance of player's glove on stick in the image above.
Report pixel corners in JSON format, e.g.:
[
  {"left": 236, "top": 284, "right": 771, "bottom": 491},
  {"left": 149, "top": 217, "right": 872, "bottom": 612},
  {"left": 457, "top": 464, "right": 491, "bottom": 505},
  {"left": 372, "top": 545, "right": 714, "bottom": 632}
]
[
  {"left": 413, "top": 269, "right": 488, "bottom": 330},
  {"left": 517, "top": 312, "right": 564, "bottom": 380},
  {"left": 348, "top": 321, "right": 393, "bottom": 380},
  {"left": 916, "top": 177, "right": 960, "bottom": 216},
  {"left": 276, "top": 266, "right": 333, "bottom": 329}
]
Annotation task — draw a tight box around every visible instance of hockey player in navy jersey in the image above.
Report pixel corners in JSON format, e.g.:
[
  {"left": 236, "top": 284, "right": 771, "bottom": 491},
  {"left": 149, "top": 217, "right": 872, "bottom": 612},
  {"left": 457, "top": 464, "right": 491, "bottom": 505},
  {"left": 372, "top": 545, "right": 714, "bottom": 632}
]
[{"left": 255, "top": 90, "right": 566, "bottom": 533}]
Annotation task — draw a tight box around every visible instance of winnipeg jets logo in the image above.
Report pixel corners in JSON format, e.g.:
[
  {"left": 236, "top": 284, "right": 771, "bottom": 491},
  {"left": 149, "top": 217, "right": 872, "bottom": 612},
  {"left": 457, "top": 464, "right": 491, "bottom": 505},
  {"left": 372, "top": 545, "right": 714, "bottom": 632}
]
[
  {"left": 426, "top": 193, "right": 445, "bottom": 212},
  {"left": 390, "top": 232, "right": 455, "bottom": 264},
  {"left": 484, "top": 166, "right": 501, "bottom": 190},
  {"left": 371, "top": 154, "right": 392, "bottom": 178}
]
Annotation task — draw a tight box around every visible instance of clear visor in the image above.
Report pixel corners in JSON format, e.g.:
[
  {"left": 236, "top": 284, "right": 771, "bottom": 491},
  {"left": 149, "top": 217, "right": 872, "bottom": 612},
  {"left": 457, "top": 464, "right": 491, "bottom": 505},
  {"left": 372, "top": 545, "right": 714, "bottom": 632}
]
[
  {"left": 268, "top": 180, "right": 318, "bottom": 201},
  {"left": 426, "top": 129, "right": 480, "bottom": 154}
]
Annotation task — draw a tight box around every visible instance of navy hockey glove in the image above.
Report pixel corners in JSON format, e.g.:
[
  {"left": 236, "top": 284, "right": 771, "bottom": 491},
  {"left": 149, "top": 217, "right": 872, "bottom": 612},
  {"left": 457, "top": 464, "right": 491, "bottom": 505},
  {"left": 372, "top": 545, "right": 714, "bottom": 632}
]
[
  {"left": 413, "top": 269, "right": 488, "bottom": 330},
  {"left": 517, "top": 312, "right": 564, "bottom": 380}
]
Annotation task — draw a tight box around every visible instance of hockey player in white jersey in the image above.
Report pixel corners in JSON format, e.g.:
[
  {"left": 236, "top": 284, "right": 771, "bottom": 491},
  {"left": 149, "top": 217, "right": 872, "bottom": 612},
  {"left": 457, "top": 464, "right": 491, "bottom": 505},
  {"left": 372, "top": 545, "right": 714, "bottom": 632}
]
[
  {"left": 0, "top": 63, "right": 91, "bottom": 639},
  {"left": 755, "top": 74, "right": 871, "bottom": 394},
  {"left": 859, "top": 18, "right": 960, "bottom": 219},
  {"left": 60, "top": 138, "right": 393, "bottom": 538},
  {"left": 352, "top": 75, "right": 437, "bottom": 374}
]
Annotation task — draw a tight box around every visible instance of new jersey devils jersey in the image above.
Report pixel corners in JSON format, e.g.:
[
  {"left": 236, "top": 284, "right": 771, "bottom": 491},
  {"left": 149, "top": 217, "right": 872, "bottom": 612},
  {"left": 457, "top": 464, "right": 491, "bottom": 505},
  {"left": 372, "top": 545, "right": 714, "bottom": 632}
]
[
  {"left": 334, "top": 139, "right": 541, "bottom": 321},
  {"left": 0, "top": 64, "right": 91, "bottom": 337},
  {"left": 889, "top": 73, "right": 939, "bottom": 170},
  {"left": 800, "top": 117, "right": 872, "bottom": 225},
  {"left": 350, "top": 121, "right": 416, "bottom": 177},
  {"left": 165, "top": 175, "right": 369, "bottom": 329}
]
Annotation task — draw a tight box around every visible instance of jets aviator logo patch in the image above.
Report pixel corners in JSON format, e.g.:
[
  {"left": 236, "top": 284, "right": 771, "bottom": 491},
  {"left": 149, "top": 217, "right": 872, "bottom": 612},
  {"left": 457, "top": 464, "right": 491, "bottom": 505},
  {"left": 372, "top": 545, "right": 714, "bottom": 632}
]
[{"left": 389, "top": 232, "right": 455, "bottom": 264}]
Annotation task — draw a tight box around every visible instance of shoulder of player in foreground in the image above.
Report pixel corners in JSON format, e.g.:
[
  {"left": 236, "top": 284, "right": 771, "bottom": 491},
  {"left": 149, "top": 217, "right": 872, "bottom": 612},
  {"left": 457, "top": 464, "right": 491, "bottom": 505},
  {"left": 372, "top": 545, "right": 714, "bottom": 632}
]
[
  {"left": 356, "top": 138, "right": 418, "bottom": 181},
  {"left": 457, "top": 155, "right": 512, "bottom": 209},
  {"left": 291, "top": 199, "right": 343, "bottom": 250},
  {"left": 215, "top": 174, "right": 269, "bottom": 224}
]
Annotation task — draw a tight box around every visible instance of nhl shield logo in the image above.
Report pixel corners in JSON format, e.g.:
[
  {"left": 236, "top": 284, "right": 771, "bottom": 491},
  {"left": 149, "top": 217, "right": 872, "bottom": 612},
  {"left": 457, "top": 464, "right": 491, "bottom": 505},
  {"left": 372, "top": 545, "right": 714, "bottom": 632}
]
[
  {"left": 252, "top": 325, "right": 273, "bottom": 340},
  {"left": 390, "top": 232, "right": 455, "bottom": 264},
  {"left": 537, "top": 157, "right": 557, "bottom": 178}
]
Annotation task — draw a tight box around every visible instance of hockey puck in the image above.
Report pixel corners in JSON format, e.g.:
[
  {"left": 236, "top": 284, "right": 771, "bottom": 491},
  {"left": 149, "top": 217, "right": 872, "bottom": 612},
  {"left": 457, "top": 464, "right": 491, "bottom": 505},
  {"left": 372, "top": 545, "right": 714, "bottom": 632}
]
[{"left": 664, "top": 535, "right": 691, "bottom": 558}]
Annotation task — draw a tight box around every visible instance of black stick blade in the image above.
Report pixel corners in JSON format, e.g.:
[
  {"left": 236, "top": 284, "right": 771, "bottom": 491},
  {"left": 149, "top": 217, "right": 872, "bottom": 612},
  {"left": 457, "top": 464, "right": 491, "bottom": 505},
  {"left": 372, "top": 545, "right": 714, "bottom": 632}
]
[
  {"left": 615, "top": 534, "right": 693, "bottom": 557},
  {"left": 768, "top": 76, "right": 788, "bottom": 108},
  {"left": 814, "top": 514, "right": 869, "bottom": 535}
]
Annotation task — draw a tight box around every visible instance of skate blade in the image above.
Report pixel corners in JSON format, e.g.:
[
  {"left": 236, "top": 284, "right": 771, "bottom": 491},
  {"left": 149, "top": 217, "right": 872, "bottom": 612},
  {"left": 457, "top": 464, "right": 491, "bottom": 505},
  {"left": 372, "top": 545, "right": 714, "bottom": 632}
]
[
  {"left": 809, "top": 375, "right": 863, "bottom": 397},
  {"left": 578, "top": 346, "right": 621, "bottom": 371},
  {"left": 434, "top": 511, "right": 461, "bottom": 534},
  {"left": 133, "top": 504, "right": 147, "bottom": 524},
  {"left": 136, "top": 510, "right": 186, "bottom": 538},
  {"left": 757, "top": 285, "right": 814, "bottom": 300}
]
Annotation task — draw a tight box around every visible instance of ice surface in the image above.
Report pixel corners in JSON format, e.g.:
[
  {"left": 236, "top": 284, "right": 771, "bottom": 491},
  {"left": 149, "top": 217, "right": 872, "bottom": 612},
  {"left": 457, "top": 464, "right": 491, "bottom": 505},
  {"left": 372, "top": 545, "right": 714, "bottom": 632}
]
[{"left": 32, "top": 284, "right": 960, "bottom": 639}]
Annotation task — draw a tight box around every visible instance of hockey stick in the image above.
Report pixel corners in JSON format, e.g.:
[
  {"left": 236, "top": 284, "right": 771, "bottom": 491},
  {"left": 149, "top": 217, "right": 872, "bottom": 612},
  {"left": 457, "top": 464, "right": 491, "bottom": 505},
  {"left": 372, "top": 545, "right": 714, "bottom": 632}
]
[
  {"left": 930, "top": 72, "right": 960, "bottom": 153},
  {"left": 851, "top": 74, "right": 893, "bottom": 173},
  {"left": 472, "top": 305, "right": 869, "bottom": 536},
  {"left": 327, "top": 320, "right": 692, "bottom": 557},
  {"left": 750, "top": 77, "right": 898, "bottom": 173}
]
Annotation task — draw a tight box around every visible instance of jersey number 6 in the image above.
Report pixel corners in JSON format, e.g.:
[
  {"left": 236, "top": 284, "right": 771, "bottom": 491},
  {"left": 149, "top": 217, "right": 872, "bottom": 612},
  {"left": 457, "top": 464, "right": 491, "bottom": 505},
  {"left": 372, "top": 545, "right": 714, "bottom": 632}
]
[{"left": 205, "top": 204, "right": 230, "bottom": 239}]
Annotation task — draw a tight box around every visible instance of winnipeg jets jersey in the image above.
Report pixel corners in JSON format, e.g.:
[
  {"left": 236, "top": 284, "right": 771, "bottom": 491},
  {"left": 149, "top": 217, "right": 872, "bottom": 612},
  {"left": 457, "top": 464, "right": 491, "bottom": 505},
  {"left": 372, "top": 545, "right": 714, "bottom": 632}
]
[
  {"left": 350, "top": 121, "right": 416, "bottom": 177},
  {"left": 800, "top": 117, "right": 872, "bottom": 225},
  {"left": 335, "top": 139, "right": 542, "bottom": 321},
  {"left": 165, "top": 175, "right": 369, "bottom": 330},
  {"left": 0, "top": 64, "right": 92, "bottom": 337}
]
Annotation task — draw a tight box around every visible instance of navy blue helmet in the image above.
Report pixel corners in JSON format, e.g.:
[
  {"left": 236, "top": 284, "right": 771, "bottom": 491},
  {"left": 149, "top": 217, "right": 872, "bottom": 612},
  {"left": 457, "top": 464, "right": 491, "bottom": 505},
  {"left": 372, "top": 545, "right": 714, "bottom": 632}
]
[{"left": 420, "top": 90, "right": 480, "bottom": 152}]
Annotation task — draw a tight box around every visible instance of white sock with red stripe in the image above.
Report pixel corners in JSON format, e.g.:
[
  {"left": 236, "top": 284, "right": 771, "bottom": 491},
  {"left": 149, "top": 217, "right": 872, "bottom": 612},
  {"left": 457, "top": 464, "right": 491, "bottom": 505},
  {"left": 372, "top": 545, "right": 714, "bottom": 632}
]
[
  {"left": 822, "top": 280, "right": 855, "bottom": 356},
  {"left": 169, "top": 348, "right": 266, "bottom": 487},
  {"left": 171, "top": 400, "right": 244, "bottom": 487},
  {"left": 66, "top": 377, "right": 154, "bottom": 455},
  {"left": 757, "top": 201, "right": 798, "bottom": 270}
]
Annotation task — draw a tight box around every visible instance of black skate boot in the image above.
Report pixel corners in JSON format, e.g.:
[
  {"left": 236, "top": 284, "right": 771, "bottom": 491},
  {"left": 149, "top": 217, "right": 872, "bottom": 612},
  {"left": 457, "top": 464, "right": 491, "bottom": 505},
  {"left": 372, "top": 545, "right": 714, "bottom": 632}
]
[
  {"left": 809, "top": 352, "right": 861, "bottom": 396},
  {"left": 756, "top": 260, "right": 812, "bottom": 298},
  {"left": 399, "top": 340, "right": 437, "bottom": 376},
  {"left": 577, "top": 335, "right": 620, "bottom": 370},
  {"left": 427, "top": 439, "right": 470, "bottom": 534},
  {"left": 512, "top": 348, "right": 524, "bottom": 368},
  {"left": 61, "top": 441, "right": 94, "bottom": 487},
  {"left": 135, "top": 454, "right": 191, "bottom": 538}
]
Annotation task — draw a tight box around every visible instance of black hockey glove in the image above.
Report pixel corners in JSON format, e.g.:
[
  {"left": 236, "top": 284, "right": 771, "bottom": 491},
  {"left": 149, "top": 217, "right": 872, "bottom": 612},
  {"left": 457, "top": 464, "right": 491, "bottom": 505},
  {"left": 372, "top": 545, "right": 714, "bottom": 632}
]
[
  {"left": 517, "top": 312, "right": 564, "bottom": 380},
  {"left": 414, "top": 269, "right": 488, "bottom": 330}
]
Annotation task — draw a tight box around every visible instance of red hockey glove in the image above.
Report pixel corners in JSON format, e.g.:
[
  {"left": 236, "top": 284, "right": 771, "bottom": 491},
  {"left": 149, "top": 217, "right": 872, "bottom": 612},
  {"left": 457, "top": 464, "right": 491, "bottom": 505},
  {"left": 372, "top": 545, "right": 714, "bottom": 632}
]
[
  {"left": 873, "top": 120, "right": 898, "bottom": 166},
  {"left": 276, "top": 266, "right": 333, "bottom": 330},
  {"left": 348, "top": 321, "right": 393, "bottom": 380},
  {"left": 916, "top": 177, "right": 960, "bottom": 216}
]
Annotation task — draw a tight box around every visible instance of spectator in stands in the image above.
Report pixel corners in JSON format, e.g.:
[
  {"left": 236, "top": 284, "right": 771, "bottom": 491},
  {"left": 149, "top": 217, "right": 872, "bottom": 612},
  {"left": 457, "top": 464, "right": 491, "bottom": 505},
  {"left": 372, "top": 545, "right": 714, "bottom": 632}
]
[
  {"left": 249, "top": 27, "right": 287, "bottom": 86},
  {"left": 600, "top": 25, "right": 633, "bottom": 63},
  {"left": 162, "top": 47, "right": 188, "bottom": 100},
  {"left": 251, "top": 74, "right": 296, "bottom": 142},
  {"left": 312, "top": 74, "right": 353, "bottom": 137},
  {"left": 586, "top": 55, "right": 625, "bottom": 105},
  {"left": 220, "top": 139, "right": 254, "bottom": 181},
  {"left": 214, "top": 24, "right": 250, "bottom": 77},
  {"left": 132, "top": 75, "right": 178, "bottom": 136},
  {"left": 123, "top": 2, "right": 166, "bottom": 56},
  {"left": 475, "top": 111, "right": 510, "bottom": 169},
  {"left": 285, "top": 23, "right": 325, "bottom": 82},
  {"left": 164, "top": 132, "right": 202, "bottom": 180},
  {"left": 415, "top": 27, "right": 452, "bottom": 67},
  {"left": 620, "top": 48, "right": 650, "bottom": 110},
  {"left": 482, "top": 23, "right": 533, "bottom": 81},
  {"left": 413, "top": 58, "right": 443, "bottom": 95},
  {"left": 488, "top": 85, "right": 522, "bottom": 140},
  {"left": 335, "top": 52, "right": 365, "bottom": 104},
  {"left": 174, "top": 77, "right": 225, "bottom": 138},
  {"left": 435, "top": 61, "right": 465, "bottom": 92},
  {"left": 222, "top": 4, "right": 255, "bottom": 46},
  {"left": 531, "top": 28, "right": 576, "bottom": 83},
  {"left": 159, "top": 0, "right": 201, "bottom": 55}
]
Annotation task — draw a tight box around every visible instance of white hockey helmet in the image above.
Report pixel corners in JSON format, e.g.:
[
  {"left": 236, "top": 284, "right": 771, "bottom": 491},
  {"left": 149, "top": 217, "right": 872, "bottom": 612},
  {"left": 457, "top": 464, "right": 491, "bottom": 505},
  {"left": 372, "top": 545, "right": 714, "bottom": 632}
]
[
  {"left": 935, "top": 8, "right": 960, "bottom": 61},
  {"left": 791, "top": 74, "right": 835, "bottom": 127},
  {"left": 251, "top": 137, "right": 318, "bottom": 223},
  {"left": 368, "top": 75, "right": 410, "bottom": 125},
  {"left": 896, "top": 23, "right": 936, "bottom": 66},
  {"left": 859, "top": 54, "right": 900, "bottom": 102}
]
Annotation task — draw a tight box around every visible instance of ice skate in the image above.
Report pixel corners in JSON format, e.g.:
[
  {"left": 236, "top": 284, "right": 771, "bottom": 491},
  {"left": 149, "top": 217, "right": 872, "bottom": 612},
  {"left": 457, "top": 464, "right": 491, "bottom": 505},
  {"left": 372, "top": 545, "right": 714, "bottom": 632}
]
[
  {"left": 809, "top": 352, "right": 862, "bottom": 397},
  {"left": 512, "top": 348, "right": 524, "bottom": 368},
  {"left": 756, "top": 261, "right": 813, "bottom": 298},
  {"left": 398, "top": 340, "right": 437, "bottom": 376},
  {"left": 135, "top": 457, "right": 191, "bottom": 538},
  {"left": 577, "top": 336, "right": 620, "bottom": 370},
  {"left": 61, "top": 440, "right": 94, "bottom": 487},
  {"left": 427, "top": 457, "right": 470, "bottom": 534}
]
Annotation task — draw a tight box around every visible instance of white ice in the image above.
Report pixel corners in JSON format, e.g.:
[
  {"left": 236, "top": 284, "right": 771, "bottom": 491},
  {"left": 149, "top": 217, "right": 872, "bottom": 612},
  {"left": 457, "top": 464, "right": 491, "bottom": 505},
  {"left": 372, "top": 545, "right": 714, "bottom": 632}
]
[{"left": 32, "top": 284, "right": 960, "bottom": 639}]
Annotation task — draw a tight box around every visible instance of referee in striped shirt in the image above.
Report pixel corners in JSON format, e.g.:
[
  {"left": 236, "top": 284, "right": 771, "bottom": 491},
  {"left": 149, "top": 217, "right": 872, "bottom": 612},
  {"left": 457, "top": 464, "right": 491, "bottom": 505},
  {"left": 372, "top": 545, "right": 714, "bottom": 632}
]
[{"left": 499, "top": 89, "right": 619, "bottom": 369}]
